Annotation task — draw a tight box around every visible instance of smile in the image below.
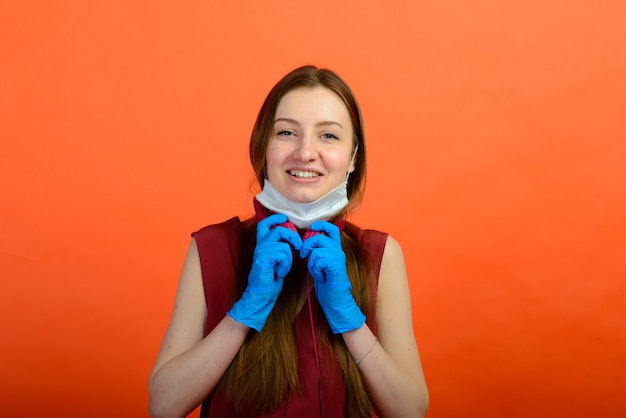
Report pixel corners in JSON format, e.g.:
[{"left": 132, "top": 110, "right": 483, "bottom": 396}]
[{"left": 289, "top": 170, "right": 320, "bottom": 178}]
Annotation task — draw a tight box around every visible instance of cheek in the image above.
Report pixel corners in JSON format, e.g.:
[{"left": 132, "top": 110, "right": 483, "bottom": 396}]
[
  {"left": 329, "top": 152, "right": 354, "bottom": 174},
  {"left": 265, "top": 144, "right": 286, "bottom": 177}
]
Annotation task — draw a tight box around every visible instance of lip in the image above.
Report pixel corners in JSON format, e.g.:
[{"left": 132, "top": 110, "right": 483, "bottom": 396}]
[{"left": 285, "top": 168, "right": 323, "bottom": 183}]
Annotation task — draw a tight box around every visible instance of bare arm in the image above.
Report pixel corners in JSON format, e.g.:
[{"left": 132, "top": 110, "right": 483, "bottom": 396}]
[
  {"left": 342, "top": 235, "right": 429, "bottom": 417},
  {"left": 148, "top": 238, "right": 250, "bottom": 418}
]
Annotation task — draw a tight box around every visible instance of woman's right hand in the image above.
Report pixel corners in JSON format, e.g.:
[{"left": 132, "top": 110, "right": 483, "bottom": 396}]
[{"left": 227, "top": 213, "right": 302, "bottom": 332}]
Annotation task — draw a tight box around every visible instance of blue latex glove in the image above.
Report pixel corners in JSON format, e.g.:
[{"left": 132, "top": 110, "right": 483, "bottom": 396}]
[
  {"left": 227, "top": 213, "right": 302, "bottom": 332},
  {"left": 300, "top": 221, "right": 366, "bottom": 334}
]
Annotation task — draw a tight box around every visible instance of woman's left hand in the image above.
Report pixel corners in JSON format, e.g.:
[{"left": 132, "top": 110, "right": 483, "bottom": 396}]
[{"left": 300, "top": 221, "right": 366, "bottom": 334}]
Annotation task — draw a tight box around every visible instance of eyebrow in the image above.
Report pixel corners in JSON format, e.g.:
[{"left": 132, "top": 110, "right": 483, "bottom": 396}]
[{"left": 274, "top": 117, "right": 344, "bottom": 129}]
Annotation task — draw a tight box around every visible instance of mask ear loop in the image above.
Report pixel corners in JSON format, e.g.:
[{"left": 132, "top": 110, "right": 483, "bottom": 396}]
[
  {"left": 306, "top": 271, "right": 325, "bottom": 418},
  {"left": 345, "top": 144, "right": 359, "bottom": 181}
]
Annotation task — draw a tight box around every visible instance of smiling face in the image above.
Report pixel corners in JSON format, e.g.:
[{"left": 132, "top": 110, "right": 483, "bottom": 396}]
[{"left": 265, "top": 86, "right": 356, "bottom": 204}]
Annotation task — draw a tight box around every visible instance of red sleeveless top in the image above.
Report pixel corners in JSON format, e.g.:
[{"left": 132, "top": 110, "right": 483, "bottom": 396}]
[{"left": 192, "top": 215, "right": 387, "bottom": 418}]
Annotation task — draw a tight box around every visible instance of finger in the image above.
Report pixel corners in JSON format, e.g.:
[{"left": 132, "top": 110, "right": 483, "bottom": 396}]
[
  {"left": 257, "top": 214, "right": 289, "bottom": 239},
  {"left": 267, "top": 225, "right": 303, "bottom": 250},
  {"left": 273, "top": 246, "right": 293, "bottom": 279},
  {"left": 307, "top": 251, "right": 327, "bottom": 283},
  {"left": 300, "top": 232, "right": 332, "bottom": 259},
  {"left": 309, "top": 221, "right": 341, "bottom": 242},
  {"left": 276, "top": 222, "right": 298, "bottom": 233},
  {"left": 255, "top": 243, "right": 293, "bottom": 282}
]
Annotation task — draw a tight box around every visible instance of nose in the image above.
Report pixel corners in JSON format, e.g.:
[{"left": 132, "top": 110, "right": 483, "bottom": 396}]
[{"left": 293, "top": 135, "right": 317, "bottom": 161}]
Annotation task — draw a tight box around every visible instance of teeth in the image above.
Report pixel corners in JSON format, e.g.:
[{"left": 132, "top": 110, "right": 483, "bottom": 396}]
[{"left": 289, "top": 170, "right": 319, "bottom": 178}]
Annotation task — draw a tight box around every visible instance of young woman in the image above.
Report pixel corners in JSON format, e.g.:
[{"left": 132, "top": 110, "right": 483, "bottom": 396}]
[{"left": 149, "top": 65, "right": 429, "bottom": 418}]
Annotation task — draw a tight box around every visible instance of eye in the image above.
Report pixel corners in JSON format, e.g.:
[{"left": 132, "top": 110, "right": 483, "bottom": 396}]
[
  {"left": 276, "top": 130, "right": 295, "bottom": 137},
  {"left": 321, "top": 133, "right": 339, "bottom": 140}
]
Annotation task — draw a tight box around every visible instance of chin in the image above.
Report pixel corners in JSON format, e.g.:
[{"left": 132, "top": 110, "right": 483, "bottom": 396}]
[
  {"left": 274, "top": 181, "right": 325, "bottom": 203},
  {"left": 281, "top": 188, "right": 322, "bottom": 203},
  {"left": 288, "top": 195, "right": 318, "bottom": 204}
]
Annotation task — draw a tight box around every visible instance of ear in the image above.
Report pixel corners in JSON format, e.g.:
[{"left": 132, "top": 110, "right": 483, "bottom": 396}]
[
  {"left": 348, "top": 157, "right": 356, "bottom": 174},
  {"left": 347, "top": 144, "right": 358, "bottom": 174}
]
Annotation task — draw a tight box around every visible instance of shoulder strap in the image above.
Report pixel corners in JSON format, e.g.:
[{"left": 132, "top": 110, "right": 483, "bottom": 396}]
[{"left": 192, "top": 217, "right": 245, "bottom": 335}]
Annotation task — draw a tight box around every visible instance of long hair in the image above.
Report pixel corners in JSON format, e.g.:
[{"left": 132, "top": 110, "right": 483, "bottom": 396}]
[{"left": 217, "top": 66, "right": 374, "bottom": 417}]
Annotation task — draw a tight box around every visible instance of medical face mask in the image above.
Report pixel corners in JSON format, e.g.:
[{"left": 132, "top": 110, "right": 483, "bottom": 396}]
[{"left": 256, "top": 146, "right": 358, "bottom": 229}]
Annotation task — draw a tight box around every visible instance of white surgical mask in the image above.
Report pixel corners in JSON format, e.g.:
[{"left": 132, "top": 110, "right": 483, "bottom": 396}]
[
  {"left": 256, "top": 145, "right": 358, "bottom": 229},
  {"left": 256, "top": 179, "right": 348, "bottom": 229}
]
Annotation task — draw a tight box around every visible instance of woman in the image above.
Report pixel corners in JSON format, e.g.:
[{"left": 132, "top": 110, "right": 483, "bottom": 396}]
[{"left": 149, "top": 65, "right": 429, "bottom": 418}]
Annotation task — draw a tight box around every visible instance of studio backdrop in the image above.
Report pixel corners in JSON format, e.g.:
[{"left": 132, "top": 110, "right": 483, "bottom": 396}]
[{"left": 1, "top": 1, "right": 625, "bottom": 417}]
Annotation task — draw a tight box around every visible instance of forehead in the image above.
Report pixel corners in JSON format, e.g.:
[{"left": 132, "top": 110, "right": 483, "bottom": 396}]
[{"left": 275, "top": 86, "right": 351, "bottom": 122}]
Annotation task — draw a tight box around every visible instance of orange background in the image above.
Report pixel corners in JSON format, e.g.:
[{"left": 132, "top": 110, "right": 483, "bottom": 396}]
[{"left": 1, "top": 1, "right": 625, "bottom": 417}]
